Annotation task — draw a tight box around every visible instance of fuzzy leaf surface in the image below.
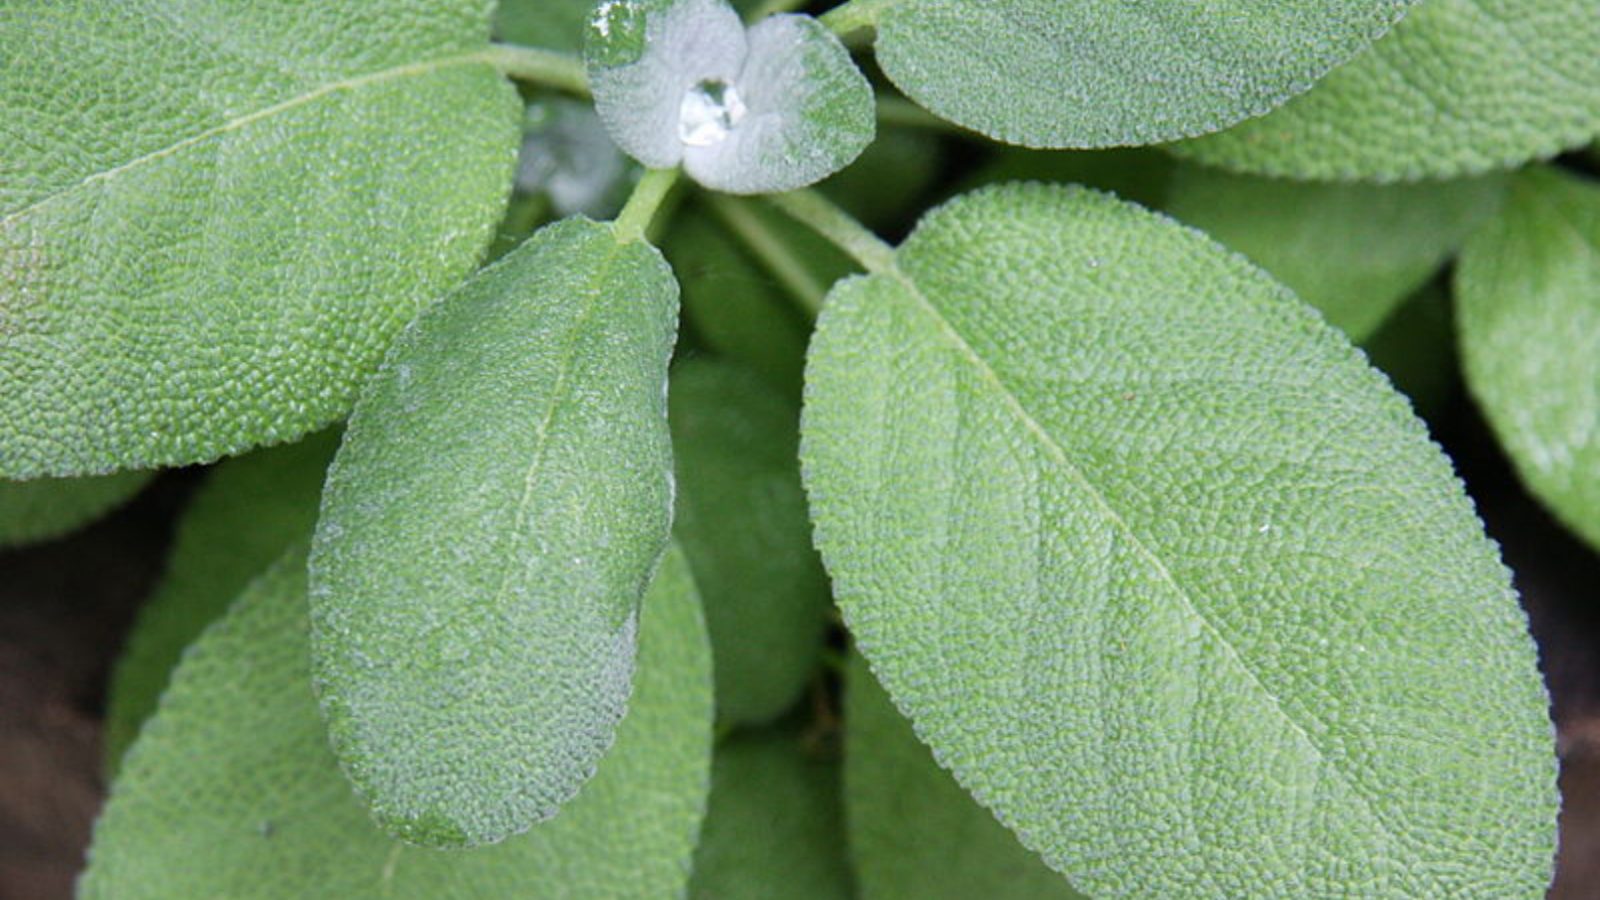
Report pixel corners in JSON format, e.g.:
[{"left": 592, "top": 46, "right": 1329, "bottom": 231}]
[
  {"left": 865, "top": 0, "right": 1415, "bottom": 148},
  {"left": 670, "top": 359, "right": 831, "bottom": 725},
  {"left": 688, "top": 729, "right": 852, "bottom": 899},
  {"left": 1458, "top": 167, "right": 1600, "bottom": 551},
  {"left": 0, "top": 470, "right": 150, "bottom": 548},
  {"left": 82, "top": 545, "right": 712, "bottom": 899},
  {"left": 309, "top": 218, "right": 678, "bottom": 847},
  {"left": 845, "top": 654, "right": 1086, "bottom": 899},
  {"left": 1176, "top": 0, "right": 1600, "bottom": 180},
  {"left": 0, "top": 0, "right": 521, "bottom": 477},
  {"left": 103, "top": 432, "right": 339, "bottom": 770},
  {"left": 803, "top": 183, "right": 1557, "bottom": 897},
  {"left": 1167, "top": 166, "right": 1504, "bottom": 339}
]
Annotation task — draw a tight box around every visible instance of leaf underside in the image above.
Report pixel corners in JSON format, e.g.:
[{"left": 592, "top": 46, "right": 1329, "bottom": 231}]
[{"left": 803, "top": 183, "right": 1557, "bottom": 897}]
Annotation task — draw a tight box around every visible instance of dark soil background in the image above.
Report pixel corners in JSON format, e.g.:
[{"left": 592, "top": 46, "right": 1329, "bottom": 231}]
[{"left": 2, "top": 396, "right": 1597, "bottom": 898}]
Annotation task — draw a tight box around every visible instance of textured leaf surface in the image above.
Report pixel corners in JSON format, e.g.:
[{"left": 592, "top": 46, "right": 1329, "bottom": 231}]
[
  {"left": 0, "top": 470, "right": 150, "bottom": 548},
  {"left": 587, "top": 0, "right": 873, "bottom": 193},
  {"left": 670, "top": 359, "right": 831, "bottom": 725},
  {"left": 82, "top": 545, "right": 712, "bottom": 899},
  {"left": 865, "top": 0, "right": 1414, "bottom": 149},
  {"left": 0, "top": 0, "right": 521, "bottom": 478},
  {"left": 1176, "top": 0, "right": 1600, "bottom": 180},
  {"left": 309, "top": 218, "right": 679, "bottom": 847},
  {"left": 103, "top": 432, "right": 339, "bottom": 771},
  {"left": 495, "top": 0, "right": 592, "bottom": 51},
  {"left": 1167, "top": 165, "right": 1504, "bottom": 339},
  {"left": 1458, "top": 167, "right": 1600, "bottom": 551},
  {"left": 688, "top": 729, "right": 852, "bottom": 899},
  {"left": 845, "top": 654, "right": 1086, "bottom": 899},
  {"left": 803, "top": 184, "right": 1557, "bottom": 897}
]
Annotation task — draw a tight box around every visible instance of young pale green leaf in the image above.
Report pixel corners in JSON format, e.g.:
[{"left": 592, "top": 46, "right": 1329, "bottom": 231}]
[
  {"left": 82, "top": 544, "right": 713, "bottom": 899},
  {"left": 587, "top": 0, "right": 874, "bottom": 194},
  {"left": 0, "top": 0, "right": 521, "bottom": 478},
  {"left": 309, "top": 217, "right": 679, "bottom": 847},
  {"left": 845, "top": 654, "right": 1086, "bottom": 900},
  {"left": 1458, "top": 167, "right": 1600, "bottom": 551},
  {"left": 670, "top": 359, "right": 832, "bottom": 725},
  {"left": 1166, "top": 165, "right": 1505, "bottom": 340},
  {"left": 0, "top": 470, "right": 150, "bottom": 548},
  {"left": 103, "top": 431, "right": 340, "bottom": 772},
  {"left": 1176, "top": 0, "right": 1600, "bottom": 180},
  {"left": 803, "top": 183, "right": 1557, "bottom": 898},
  {"left": 688, "top": 729, "right": 852, "bottom": 899},
  {"left": 860, "top": 0, "right": 1415, "bottom": 149}
]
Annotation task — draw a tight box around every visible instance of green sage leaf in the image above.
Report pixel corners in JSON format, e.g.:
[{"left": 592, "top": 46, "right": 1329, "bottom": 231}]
[
  {"left": 495, "top": 0, "right": 593, "bottom": 52},
  {"left": 845, "top": 653, "right": 1086, "bottom": 899},
  {"left": 0, "top": 0, "right": 521, "bottom": 478},
  {"left": 103, "top": 431, "right": 339, "bottom": 771},
  {"left": 1166, "top": 165, "right": 1505, "bottom": 340},
  {"left": 863, "top": 0, "right": 1416, "bottom": 149},
  {"left": 1176, "top": 0, "right": 1600, "bottom": 180},
  {"left": 0, "top": 470, "right": 150, "bottom": 548},
  {"left": 803, "top": 183, "right": 1556, "bottom": 897},
  {"left": 309, "top": 218, "right": 679, "bottom": 847},
  {"left": 1458, "top": 167, "right": 1600, "bottom": 551},
  {"left": 688, "top": 729, "right": 852, "bottom": 899},
  {"left": 82, "top": 544, "right": 712, "bottom": 899},
  {"left": 670, "top": 358, "right": 832, "bottom": 725}
]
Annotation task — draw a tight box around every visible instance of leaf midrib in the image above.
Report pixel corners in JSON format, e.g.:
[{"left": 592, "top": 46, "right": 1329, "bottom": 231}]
[
  {"left": 883, "top": 262, "right": 1400, "bottom": 849},
  {"left": 0, "top": 50, "right": 499, "bottom": 229}
]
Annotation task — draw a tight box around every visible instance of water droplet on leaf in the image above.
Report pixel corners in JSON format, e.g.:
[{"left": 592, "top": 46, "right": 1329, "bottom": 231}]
[{"left": 678, "top": 78, "right": 746, "bottom": 147}]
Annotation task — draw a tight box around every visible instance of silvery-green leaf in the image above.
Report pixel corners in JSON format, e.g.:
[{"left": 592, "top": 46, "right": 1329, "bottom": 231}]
[
  {"left": 1176, "top": 0, "right": 1600, "bottom": 180},
  {"left": 688, "top": 729, "right": 852, "bottom": 899},
  {"left": 1458, "top": 167, "right": 1600, "bottom": 551},
  {"left": 587, "top": 0, "right": 873, "bottom": 194},
  {"left": 0, "top": 470, "right": 151, "bottom": 548},
  {"left": 309, "top": 217, "right": 678, "bottom": 847},
  {"left": 845, "top": 654, "right": 1086, "bottom": 899},
  {"left": 103, "top": 431, "right": 339, "bottom": 772},
  {"left": 670, "top": 359, "right": 832, "bottom": 725},
  {"left": 1166, "top": 165, "right": 1505, "bottom": 339},
  {"left": 82, "top": 544, "right": 712, "bottom": 899},
  {"left": 0, "top": 0, "right": 521, "bottom": 478},
  {"left": 803, "top": 183, "right": 1557, "bottom": 897},
  {"left": 859, "top": 0, "right": 1417, "bottom": 148}
]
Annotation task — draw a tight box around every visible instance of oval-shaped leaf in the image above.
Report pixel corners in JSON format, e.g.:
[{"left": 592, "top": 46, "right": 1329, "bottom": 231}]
[
  {"left": 670, "top": 358, "right": 832, "bottom": 725},
  {"left": 803, "top": 184, "right": 1556, "bottom": 897},
  {"left": 309, "top": 217, "right": 679, "bottom": 847},
  {"left": 688, "top": 728, "right": 852, "bottom": 899},
  {"left": 844, "top": 653, "right": 1086, "bottom": 899},
  {"left": 1458, "top": 167, "right": 1600, "bottom": 551},
  {"left": 860, "top": 0, "right": 1416, "bottom": 149},
  {"left": 0, "top": 0, "right": 520, "bottom": 478},
  {"left": 1166, "top": 165, "right": 1505, "bottom": 340},
  {"left": 1176, "top": 0, "right": 1600, "bottom": 180},
  {"left": 82, "top": 544, "right": 713, "bottom": 899},
  {"left": 587, "top": 0, "right": 874, "bottom": 194},
  {"left": 103, "top": 431, "right": 339, "bottom": 771},
  {"left": 0, "top": 470, "right": 150, "bottom": 548}
]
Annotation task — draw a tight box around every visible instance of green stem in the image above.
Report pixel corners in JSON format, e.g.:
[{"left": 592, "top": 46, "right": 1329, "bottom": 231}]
[
  {"left": 706, "top": 194, "right": 830, "bottom": 317},
  {"left": 821, "top": 0, "right": 893, "bottom": 36},
  {"left": 613, "top": 168, "right": 681, "bottom": 243},
  {"left": 483, "top": 43, "right": 590, "bottom": 97},
  {"left": 766, "top": 189, "right": 896, "bottom": 275}
]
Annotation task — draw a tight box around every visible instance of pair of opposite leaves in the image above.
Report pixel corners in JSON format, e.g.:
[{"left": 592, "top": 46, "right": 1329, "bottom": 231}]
[{"left": 302, "top": 180, "right": 1554, "bottom": 898}]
